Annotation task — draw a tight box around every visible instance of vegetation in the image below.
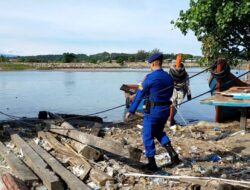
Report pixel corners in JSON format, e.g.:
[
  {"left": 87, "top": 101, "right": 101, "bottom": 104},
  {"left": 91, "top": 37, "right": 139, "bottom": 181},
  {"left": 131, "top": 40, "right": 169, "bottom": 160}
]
[
  {"left": 172, "top": 0, "right": 250, "bottom": 64},
  {"left": 0, "top": 55, "right": 9, "bottom": 62},
  {"left": 0, "top": 63, "right": 34, "bottom": 71},
  {"left": 62, "top": 53, "right": 76, "bottom": 63},
  {"left": 14, "top": 50, "right": 199, "bottom": 64}
]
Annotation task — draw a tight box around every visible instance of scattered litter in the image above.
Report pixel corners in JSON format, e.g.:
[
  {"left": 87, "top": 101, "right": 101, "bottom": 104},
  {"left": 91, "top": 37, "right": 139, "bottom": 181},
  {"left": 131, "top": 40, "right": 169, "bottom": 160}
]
[
  {"left": 136, "top": 124, "right": 143, "bottom": 129},
  {"left": 155, "top": 152, "right": 171, "bottom": 165},
  {"left": 5, "top": 142, "right": 15, "bottom": 149},
  {"left": 207, "top": 154, "right": 221, "bottom": 162},
  {"left": 150, "top": 178, "right": 165, "bottom": 185},
  {"left": 35, "top": 185, "right": 47, "bottom": 190},
  {"left": 213, "top": 127, "right": 221, "bottom": 131},
  {"left": 72, "top": 165, "right": 85, "bottom": 177},
  {"left": 34, "top": 138, "right": 40, "bottom": 145},
  {"left": 87, "top": 182, "right": 101, "bottom": 190}
]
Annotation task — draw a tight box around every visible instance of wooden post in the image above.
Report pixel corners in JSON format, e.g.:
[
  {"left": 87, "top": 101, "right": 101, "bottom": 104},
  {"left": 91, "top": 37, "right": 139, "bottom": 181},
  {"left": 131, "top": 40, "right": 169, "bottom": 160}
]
[
  {"left": 215, "top": 58, "right": 224, "bottom": 122},
  {"left": 169, "top": 105, "right": 175, "bottom": 126},
  {"left": 240, "top": 108, "right": 247, "bottom": 131}
]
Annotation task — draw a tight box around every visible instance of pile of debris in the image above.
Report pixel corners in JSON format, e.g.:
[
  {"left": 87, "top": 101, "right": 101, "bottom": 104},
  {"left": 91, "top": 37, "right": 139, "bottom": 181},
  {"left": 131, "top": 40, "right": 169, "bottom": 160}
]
[{"left": 0, "top": 112, "right": 249, "bottom": 190}]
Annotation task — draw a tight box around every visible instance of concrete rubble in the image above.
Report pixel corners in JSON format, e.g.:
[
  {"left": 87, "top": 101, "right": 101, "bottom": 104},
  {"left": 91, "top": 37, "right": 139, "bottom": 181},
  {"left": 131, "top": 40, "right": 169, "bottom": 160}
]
[{"left": 0, "top": 114, "right": 249, "bottom": 190}]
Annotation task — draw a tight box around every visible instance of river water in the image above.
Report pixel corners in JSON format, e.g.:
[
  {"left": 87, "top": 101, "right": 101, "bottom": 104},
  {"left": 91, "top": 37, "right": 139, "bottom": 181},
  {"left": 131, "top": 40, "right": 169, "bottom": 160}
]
[{"left": 0, "top": 68, "right": 245, "bottom": 124}]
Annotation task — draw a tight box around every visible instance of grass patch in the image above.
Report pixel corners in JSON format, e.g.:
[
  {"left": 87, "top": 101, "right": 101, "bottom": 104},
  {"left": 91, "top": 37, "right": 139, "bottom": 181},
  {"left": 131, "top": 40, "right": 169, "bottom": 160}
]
[{"left": 0, "top": 63, "right": 35, "bottom": 71}]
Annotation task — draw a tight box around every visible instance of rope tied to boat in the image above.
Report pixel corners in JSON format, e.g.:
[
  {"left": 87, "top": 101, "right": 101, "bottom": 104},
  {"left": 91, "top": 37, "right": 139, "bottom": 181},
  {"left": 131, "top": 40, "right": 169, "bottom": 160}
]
[{"left": 210, "top": 61, "right": 231, "bottom": 79}]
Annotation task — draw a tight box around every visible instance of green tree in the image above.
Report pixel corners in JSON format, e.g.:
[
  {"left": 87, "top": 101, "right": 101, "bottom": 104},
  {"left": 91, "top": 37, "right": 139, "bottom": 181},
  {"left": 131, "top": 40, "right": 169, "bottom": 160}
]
[
  {"left": 0, "top": 55, "right": 7, "bottom": 62},
  {"left": 135, "top": 50, "right": 149, "bottom": 62},
  {"left": 150, "top": 48, "right": 162, "bottom": 56},
  {"left": 62, "top": 53, "right": 76, "bottom": 63},
  {"left": 172, "top": 0, "right": 250, "bottom": 64}
]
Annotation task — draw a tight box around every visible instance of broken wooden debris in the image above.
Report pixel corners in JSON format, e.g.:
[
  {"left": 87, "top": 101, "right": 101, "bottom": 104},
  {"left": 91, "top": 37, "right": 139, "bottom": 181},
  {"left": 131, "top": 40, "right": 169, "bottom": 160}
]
[
  {"left": 49, "top": 122, "right": 142, "bottom": 161},
  {"left": 0, "top": 141, "right": 38, "bottom": 185},
  {"left": 2, "top": 173, "right": 29, "bottom": 190},
  {"left": 66, "top": 139, "right": 102, "bottom": 161},
  {"left": 10, "top": 133, "right": 64, "bottom": 190},
  {"left": 38, "top": 131, "right": 114, "bottom": 186},
  {"left": 38, "top": 131, "right": 91, "bottom": 180},
  {"left": 28, "top": 141, "right": 91, "bottom": 190},
  {"left": 89, "top": 167, "right": 113, "bottom": 186}
]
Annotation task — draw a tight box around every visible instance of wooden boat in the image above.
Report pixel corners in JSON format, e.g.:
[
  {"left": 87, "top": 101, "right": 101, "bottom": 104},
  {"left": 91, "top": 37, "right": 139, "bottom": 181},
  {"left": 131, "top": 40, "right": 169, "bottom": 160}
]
[
  {"left": 120, "top": 84, "right": 144, "bottom": 116},
  {"left": 208, "top": 59, "right": 248, "bottom": 122}
]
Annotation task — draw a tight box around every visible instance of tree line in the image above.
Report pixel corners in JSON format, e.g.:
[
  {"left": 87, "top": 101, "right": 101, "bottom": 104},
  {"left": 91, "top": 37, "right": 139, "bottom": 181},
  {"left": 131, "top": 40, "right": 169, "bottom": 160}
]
[{"left": 1, "top": 50, "right": 199, "bottom": 64}]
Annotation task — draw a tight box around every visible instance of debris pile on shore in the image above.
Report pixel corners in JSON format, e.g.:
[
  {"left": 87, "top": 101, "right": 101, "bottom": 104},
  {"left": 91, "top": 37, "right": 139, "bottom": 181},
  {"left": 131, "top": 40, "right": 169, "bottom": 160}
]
[{"left": 0, "top": 113, "right": 249, "bottom": 190}]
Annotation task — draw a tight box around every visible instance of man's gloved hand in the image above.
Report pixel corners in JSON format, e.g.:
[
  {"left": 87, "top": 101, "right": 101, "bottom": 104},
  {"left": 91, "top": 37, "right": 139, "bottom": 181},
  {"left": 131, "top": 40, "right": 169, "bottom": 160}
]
[{"left": 187, "top": 94, "right": 192, "bottom": 101}]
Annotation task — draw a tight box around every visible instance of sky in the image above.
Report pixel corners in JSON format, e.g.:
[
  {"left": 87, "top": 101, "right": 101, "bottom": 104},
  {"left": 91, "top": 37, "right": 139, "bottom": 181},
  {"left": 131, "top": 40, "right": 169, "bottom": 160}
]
[{"left": 0, "top": 0, "right": 202, "bottom": 56}]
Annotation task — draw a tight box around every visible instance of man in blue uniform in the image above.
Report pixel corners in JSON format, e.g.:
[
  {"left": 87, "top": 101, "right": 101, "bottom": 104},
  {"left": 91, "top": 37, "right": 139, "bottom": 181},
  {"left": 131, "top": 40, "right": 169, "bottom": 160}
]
[{"left": 125, "top": 53, "right": 181, "bottom": 171}]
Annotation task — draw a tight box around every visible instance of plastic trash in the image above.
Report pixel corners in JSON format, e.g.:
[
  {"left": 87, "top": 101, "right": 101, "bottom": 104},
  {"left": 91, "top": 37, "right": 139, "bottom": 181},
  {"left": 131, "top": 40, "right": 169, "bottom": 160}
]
[
  {"left": 207, "top": 154, "right": 221, "bottom": 162},
  {"left": 213, "top": 127, "right": 221, "bottom": 131}
]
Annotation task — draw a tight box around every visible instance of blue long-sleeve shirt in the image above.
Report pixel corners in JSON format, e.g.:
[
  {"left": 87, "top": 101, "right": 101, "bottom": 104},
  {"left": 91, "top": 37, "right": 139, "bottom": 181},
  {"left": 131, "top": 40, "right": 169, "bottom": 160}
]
[{"left": 128, "top": 69, "right": 174, "bottom": 118}]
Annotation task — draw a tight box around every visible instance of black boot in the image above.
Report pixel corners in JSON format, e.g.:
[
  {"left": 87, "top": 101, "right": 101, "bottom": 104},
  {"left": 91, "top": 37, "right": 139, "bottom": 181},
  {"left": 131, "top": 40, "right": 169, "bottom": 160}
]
[
  {"left": 145, "top": 157, "right": 158, "bottom": 172},
  {"left": 164, "top": 143, "right": 181, "bottom": 166}
]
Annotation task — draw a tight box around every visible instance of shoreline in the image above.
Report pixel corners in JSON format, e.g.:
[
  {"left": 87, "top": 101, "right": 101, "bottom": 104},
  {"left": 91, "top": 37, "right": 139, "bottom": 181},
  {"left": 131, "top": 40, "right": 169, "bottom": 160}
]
[{"left": 0, "top": 61, "right": 249, "bottom": 72}]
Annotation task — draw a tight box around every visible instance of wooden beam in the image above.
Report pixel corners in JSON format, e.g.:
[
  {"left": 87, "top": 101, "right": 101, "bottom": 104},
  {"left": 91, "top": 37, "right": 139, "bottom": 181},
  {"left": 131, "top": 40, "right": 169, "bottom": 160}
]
[
  {"left": 49, "top": 122, "right": 142, "bottom": 161},
  {"left": 66, "top": 139, "right": 101, "bottom": 161},
  {"left": 10, "top": 134, "right": 64, "bottom": 190},
  {"left": 38, "top": 131, "right": 91, "bottom": 180},
  {"left": 28, "top": 141, "right": 91, "bottom": 190},
  {"left": 0, "top": 141, "right": 38, "bottom": 185}
]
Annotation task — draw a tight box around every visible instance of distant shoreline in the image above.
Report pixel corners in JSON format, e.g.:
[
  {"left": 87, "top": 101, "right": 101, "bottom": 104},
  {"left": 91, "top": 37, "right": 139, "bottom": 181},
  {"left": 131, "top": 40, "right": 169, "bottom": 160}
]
[
  {"left": 0, "top": 61, "right": 201, "bottom": 71},
  {"left": 0, "top": 61, "right": 249, "bottom": 71}
]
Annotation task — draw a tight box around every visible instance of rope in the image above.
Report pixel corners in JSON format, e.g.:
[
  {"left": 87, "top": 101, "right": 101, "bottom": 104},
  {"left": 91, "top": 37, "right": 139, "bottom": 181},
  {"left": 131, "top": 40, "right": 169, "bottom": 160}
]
[
  {"left": 61, "top": 64, "right": 216, "bottom": 121},
  {"left": 0, "top": 70, "right": 249, "bottom": 129}
]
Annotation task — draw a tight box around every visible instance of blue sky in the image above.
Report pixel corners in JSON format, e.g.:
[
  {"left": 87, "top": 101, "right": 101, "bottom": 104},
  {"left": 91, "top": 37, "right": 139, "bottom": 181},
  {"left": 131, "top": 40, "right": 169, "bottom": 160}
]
[{"left": 0, "top": 0, "right": 201, "bottom": 56}]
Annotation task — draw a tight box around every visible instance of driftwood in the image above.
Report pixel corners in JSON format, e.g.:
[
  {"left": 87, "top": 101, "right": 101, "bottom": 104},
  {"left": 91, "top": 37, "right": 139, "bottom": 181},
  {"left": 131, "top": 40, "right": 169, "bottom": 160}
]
[
  {"left": 28, "top": 141, "right": 91, "bottom": 190},
  {"left": 0, "top": 141, "right": 38, "bottom": 185},
  {"left": 10, "top": 133, "right": 64, "bottom": 190},
  {"left": 124, "top": 173, "right": 250, "bottom": 189},
  {"left": 49, "top": 122, "right": 142, "bottom": 161}
]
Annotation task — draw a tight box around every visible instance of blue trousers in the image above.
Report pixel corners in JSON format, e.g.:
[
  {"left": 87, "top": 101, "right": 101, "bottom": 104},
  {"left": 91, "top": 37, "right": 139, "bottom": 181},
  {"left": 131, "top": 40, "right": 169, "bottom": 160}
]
[{"left": 143, "top": 116, "right": 170, "bottom": 157}]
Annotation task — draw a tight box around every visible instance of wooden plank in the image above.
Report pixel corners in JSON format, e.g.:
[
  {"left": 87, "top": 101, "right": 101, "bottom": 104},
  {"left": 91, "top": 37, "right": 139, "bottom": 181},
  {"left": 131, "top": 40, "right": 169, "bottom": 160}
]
[
  {"left": 49, "top": 122, "right": 142, "bottom": 161},
  {"left": 201, "top": 95, "right": 250, "bottom": 107},
  {"left": 10, "top": 134, "right": 64, "bottom": 190},
  {"left": 38, "top": 131, "right": 91, "bottom": 180},
  {"left": 28, "top": 141, "right": 91, "bottom": 190},
  {"left": 66, "top": 139, "right": 101, "bottom": 161},
  {"left": 63, "top": 142, "right": 113, "bottom": 186},
  {"left": 0, "top": 141, "right": 38, "bottom": 185}
]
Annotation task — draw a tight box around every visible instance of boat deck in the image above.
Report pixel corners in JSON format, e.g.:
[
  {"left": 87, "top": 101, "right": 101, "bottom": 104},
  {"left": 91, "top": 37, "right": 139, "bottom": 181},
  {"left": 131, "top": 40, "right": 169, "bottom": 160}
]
[{"left": 201, "top": 87, "right": 250, "bottom": 130}]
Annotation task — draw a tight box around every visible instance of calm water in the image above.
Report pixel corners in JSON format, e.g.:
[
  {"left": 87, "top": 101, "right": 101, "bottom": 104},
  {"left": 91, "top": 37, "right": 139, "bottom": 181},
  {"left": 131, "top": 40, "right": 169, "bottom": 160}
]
[{"left": 0, "top": 68, "right": 245, "bottom": 123}]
